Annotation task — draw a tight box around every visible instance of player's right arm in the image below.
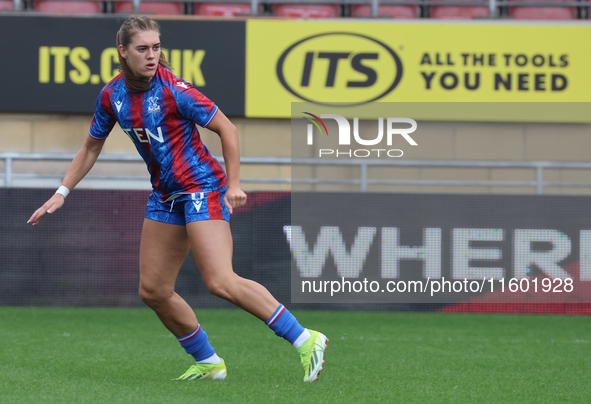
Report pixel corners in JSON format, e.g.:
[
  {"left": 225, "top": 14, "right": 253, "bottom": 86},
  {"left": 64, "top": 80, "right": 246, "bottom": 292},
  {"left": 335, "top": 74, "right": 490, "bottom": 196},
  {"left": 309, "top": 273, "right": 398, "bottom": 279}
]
[
  {"left": 28, "top": 135, "right": 106, "bottom": 225},
  {"left": 28, "top": 85, "right": 115, "bottom": 225}
]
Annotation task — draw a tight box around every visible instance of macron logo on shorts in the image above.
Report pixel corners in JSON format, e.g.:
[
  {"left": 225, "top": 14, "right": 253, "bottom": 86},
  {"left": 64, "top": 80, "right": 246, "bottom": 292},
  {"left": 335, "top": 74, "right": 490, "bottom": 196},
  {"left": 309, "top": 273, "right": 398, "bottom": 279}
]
[
  {"left": 192, "top": 193, "right": 205, "bottom": 212},
  {"left": 193, "top": 201, "right": 203, "bottom": 212}
]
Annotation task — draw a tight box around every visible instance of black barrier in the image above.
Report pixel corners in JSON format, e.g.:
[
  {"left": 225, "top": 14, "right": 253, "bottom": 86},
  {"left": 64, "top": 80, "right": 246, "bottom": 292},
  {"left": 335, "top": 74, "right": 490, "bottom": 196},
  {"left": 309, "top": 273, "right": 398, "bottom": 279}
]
[
  {"left": 3, "top": 188, "right": 591, "bottom": 312},
  {"left": 0, "top": 15, "right": 245, "bottom": 115},
  {"left": 290, "top": 192, "right": 591, "bottom": 305},
  {"left": 0, "top": 188, "right": 292, "bottom": 309}
]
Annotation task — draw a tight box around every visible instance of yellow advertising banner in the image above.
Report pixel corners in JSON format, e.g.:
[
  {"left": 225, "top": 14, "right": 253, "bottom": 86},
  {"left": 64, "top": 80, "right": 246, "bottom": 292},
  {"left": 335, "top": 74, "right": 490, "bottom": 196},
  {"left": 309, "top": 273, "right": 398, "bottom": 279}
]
[{"left": 245, "top": 20, "right": 591, "bottom": 120}]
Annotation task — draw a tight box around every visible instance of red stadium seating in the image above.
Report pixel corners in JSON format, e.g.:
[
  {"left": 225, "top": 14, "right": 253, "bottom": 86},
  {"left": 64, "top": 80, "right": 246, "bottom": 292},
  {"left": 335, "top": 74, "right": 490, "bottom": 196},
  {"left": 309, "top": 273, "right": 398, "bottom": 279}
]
[
  {"left": 0, "top": 0, "right": 15, "bottom": 10},
  {"left": 351, "top": 4, "right": 419, "bottom": 18},
  {"left": 272, "top": 1, "right": 340, "bottom": 18},
  {"left": 508, "top": 0, "right": 576, "bottom": 20},
  {"left": 430, "top": 0, "right": 489, "bottom": 19},
  {"left": 114, "top": 1, "right": 183, "bottom": 14},
  {"left": 194, "top": 2, "right": 260, "bottom": 16},
  {"left": 33, "top": 0, "right": 102, "bottom": 13}
]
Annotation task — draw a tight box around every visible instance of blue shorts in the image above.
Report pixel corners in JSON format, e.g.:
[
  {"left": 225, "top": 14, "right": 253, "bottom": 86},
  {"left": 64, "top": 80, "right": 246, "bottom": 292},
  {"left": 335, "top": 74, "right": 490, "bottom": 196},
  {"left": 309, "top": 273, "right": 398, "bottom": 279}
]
[{"left": 145, "top": 187, "right": 230, "bottom": 225}]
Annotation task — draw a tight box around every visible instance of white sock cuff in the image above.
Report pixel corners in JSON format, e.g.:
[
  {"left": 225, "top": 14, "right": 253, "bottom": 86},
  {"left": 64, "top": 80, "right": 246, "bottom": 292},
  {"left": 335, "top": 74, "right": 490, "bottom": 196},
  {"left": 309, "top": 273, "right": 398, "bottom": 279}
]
[
  {"left": 293, "top": 329, "right": 311, "bottom": 350},
  {"left": 197, "top": 353, "right": 222, "bottom": 364}
]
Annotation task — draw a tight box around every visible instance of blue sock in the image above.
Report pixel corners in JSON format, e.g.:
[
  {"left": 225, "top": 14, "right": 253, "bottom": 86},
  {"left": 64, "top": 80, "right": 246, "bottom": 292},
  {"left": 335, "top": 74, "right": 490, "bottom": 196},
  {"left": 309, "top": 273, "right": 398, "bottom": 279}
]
[
  {"left": 177, "top": 324, "right": 216, "bottom": 362},
  {"left": 265, "top": 304, "right": 306, "bottom": 345}
]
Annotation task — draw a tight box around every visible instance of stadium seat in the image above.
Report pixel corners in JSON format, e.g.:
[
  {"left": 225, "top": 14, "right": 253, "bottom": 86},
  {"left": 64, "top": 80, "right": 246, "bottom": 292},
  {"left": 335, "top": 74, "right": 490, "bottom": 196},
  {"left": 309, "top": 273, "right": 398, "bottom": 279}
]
[
  {"left": 272, "top": 1, "right": 340, "bottom": 18},
  {"left": 508, "top": 0, "right": 576, "bottom": 20},
  {"left": 0, "top": 0, "right": 15, "bottom": 10},
  {"left": 351, "top": 4, "right": 419, "bottom": 18},
  {"left": 33, "top": 0, "right": 102, "bottom": 13},
  {"left": 194, "top": 2, "right": 260, "bottom": 16},
  {"left": 430, "top": 0, "right": 489, "bottom": 19},
  {"left": 114, "top": 1, "right": 183, "bottom": 14}
]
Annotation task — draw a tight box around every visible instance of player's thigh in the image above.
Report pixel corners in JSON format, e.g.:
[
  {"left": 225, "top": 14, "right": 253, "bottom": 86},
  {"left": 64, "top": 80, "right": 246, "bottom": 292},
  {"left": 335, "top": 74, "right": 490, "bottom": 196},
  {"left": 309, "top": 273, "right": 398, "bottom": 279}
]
[
  {"left": 139, "top": 218, "right": 191, "bottom": 291},
  {"left": 186, "top": 219, "right": 234, "bottom": 283}
]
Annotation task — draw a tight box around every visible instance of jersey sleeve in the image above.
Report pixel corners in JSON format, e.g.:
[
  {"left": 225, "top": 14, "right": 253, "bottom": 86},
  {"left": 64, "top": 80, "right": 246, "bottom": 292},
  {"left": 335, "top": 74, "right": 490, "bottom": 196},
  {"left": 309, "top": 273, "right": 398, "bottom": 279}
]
[
  {"left": 89, "top": 87, "right": 117, "bottom": 139},
  {"left": 171, "top": 80, "right": 218, "bottom": 128}
]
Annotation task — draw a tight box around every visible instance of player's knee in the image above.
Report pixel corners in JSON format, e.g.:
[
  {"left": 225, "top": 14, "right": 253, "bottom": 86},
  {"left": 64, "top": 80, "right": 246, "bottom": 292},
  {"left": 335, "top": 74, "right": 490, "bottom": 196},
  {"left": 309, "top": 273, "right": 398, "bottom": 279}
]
[
  {"left": 139, "top": 284, "right": 173, "bottom": 307},
  {"left": 205, "top": 278, "right": 232, "bottom": 300}
]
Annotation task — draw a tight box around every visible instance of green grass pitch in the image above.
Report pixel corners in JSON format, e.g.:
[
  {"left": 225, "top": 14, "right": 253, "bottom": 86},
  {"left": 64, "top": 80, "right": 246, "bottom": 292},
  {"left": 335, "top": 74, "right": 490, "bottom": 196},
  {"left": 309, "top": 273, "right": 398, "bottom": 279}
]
[{"left": 0, "top": 307, "right": 589, "bottom": 404}]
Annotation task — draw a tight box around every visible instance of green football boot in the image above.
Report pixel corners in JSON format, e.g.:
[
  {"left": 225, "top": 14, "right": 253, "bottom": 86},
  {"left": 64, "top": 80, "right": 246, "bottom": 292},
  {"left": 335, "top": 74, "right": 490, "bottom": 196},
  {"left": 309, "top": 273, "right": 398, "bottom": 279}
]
[
  {"left": 297, "top": 330, "right": 328, "bottom": 382},
  {"left": 175, "top": 359, "right": 227, "bottom": 380}
]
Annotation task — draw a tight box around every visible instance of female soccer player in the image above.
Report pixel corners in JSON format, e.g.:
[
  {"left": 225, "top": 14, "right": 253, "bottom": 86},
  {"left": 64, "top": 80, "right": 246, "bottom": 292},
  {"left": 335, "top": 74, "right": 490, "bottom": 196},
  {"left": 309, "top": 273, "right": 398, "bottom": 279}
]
[{"left": 28, "top": 16, "right": 327, "bottom": 382}]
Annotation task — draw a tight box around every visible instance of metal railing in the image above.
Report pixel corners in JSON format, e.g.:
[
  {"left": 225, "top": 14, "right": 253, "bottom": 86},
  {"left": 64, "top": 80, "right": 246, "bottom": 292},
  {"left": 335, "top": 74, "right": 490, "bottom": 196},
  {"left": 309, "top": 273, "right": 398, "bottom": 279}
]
[{"left": 3, "top": 152, "right": 591, "bottom": 194}]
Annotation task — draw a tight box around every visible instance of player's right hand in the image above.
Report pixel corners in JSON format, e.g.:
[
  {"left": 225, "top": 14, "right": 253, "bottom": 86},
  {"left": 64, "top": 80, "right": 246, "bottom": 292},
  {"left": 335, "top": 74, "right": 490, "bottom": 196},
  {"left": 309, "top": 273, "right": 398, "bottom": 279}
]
[{"left": 27, "top": 194, "right": 66, "bottom": 225}]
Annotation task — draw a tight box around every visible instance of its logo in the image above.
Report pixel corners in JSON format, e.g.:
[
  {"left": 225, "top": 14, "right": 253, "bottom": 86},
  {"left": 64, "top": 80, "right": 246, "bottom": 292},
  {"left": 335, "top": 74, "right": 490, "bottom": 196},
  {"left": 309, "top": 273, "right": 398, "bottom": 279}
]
[
  {"left": 176, "top": 81, "right": 189, "bottom": 89},
  {"left": 114, "top": 100, "right": 123, "bottom": 113},
  {"left": 277, "top": 32, "right": 403, "bottom": 106},
  {"left": 304, "top": 114, "right": 417, "bottom": 158},
  {"left": 148, "top": 97, "right": 161, "bottom": 113}
]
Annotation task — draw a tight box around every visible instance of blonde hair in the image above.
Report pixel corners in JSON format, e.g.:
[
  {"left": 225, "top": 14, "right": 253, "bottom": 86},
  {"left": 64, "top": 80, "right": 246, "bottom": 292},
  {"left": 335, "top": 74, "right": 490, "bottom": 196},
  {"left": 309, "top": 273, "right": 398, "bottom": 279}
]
[{"left": 116, "top": 16, "right": 171, "bottom": 92}]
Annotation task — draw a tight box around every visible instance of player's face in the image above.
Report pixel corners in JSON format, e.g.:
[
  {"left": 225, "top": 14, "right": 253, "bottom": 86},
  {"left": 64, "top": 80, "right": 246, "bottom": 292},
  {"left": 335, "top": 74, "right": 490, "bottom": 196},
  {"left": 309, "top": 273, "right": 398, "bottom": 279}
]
[{"left": 119, "top": 30, "right": 161, "bottom": 79}]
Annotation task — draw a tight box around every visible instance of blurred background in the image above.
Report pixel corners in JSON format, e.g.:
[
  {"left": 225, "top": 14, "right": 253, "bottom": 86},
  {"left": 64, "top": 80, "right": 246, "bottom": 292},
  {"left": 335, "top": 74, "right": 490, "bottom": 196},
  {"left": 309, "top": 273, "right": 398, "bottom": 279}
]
[{"left": 0, "top": 6, "right": 589, "bottom": 315}]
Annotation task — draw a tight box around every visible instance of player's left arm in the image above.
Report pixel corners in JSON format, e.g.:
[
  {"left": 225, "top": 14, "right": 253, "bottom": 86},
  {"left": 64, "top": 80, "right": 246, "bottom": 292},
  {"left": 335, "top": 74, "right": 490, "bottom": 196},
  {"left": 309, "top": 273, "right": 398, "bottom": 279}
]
[{"left": 206, "top": 109, "right": 246, "bottom": 213}]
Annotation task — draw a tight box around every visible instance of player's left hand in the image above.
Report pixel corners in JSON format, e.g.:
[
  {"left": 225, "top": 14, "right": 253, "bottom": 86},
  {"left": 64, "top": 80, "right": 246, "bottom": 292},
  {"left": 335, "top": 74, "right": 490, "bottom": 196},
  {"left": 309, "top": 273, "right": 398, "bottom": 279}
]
[{"left": 224, "top": 186, "right": 247, "bottom": 214}]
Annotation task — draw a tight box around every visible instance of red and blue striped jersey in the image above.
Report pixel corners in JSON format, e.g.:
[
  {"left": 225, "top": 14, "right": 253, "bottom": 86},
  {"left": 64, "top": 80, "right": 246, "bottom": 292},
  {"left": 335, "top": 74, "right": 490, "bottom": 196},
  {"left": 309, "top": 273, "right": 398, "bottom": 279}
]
[{"left": 89, "top": 65, "right": 227, "bottom": 202}]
